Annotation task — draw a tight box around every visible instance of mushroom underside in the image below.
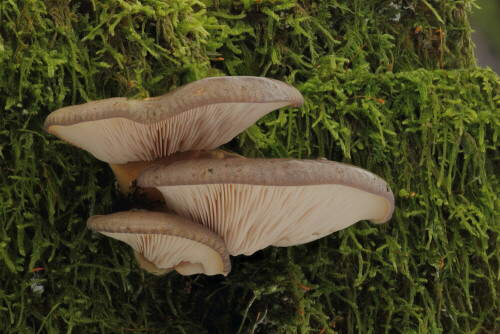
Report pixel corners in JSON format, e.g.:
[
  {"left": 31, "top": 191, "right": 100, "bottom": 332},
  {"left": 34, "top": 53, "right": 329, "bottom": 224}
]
[
  {"left": 87, "top": 211, "right": 231, "bottom": 276},
  {"left": 156, "top": 184, "right": 391, "bottom": 256},
  {"left": 49, "top": 102, "right": 289, "bottom": 164},
  {"left": 102, "top": 232, "right": 226, "bottom": 276}
]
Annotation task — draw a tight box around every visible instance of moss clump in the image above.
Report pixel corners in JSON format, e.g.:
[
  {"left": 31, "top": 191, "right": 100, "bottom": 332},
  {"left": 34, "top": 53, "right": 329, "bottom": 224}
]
[{"left": 1, "top": 0, "right": 499, "bottom": 332}]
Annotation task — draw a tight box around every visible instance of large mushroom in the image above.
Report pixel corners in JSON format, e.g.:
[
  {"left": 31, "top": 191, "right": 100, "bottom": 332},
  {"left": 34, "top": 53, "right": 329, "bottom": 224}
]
[
  {"left": 45, "top": 76, "right": 302, "bottom": 162},
  {"left": 45, "top": 76, "right": 302, "bottom": 193},
  {"left": 87, "top": 210, "right": 231, "bottom": 276},
  {"left": 137, "top": 158, "right": 394, "bottom": 256}
]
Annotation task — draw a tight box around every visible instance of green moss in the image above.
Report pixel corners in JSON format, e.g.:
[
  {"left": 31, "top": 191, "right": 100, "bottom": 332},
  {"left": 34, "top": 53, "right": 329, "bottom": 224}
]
[{"left": 0, "top": 0, "right": 499, "bottom": 332}]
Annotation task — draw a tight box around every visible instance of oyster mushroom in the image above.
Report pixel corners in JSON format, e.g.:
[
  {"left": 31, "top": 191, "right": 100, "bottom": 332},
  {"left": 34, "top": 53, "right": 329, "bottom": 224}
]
[
  {"left": 138, "top": 158, "right": 394, "bottom": 256},
  {"left": 87, "top": 210, "right": 231, "bottom": 276},
  {"left": 44, "top": 76, "right": 303, "bottom": 164},
  {"left": 45, "top": 76, "right": 302, "bottom": 194}
]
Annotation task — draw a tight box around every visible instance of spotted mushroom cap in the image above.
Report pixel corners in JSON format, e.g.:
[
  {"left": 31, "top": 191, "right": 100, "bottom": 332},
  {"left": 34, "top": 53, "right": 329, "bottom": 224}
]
[
  {"left": 138, "top": 158, "right": 395, "bottom": 256},
  {"left": 45, "top": 76, "right": 303, "bottom": 164},
  {"left": 87, "top": 210, "right": 231, "bottom": 276}
]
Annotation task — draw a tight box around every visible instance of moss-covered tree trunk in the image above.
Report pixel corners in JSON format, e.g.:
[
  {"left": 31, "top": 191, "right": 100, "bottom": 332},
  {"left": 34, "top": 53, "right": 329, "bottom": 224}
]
[{"left": 1, "top": 0, "right": 498, "bottom": 332}]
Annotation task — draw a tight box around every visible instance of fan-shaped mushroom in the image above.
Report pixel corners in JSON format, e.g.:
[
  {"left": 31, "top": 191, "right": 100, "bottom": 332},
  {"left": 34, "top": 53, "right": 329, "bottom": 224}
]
[
  {"left": 87, "top": 210, "right": 231, "bottom": 276},
  {"left": 45, "top": 76, "right": 303, "bottom": 164},
  {"left": 138, "top": 158, "right": 394, "bottom": 256}
]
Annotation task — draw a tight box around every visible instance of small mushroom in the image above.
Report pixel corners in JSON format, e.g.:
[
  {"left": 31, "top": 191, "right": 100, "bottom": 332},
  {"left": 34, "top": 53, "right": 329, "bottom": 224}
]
[
  {"left": 138, "top": 158, "right": 394, "bottom": 256},
  {"left": 44, "top": 76, "right": 303, "bottom": 164},
  {"left": 87, "top": 210, "right": 231, "bottom": 276}
]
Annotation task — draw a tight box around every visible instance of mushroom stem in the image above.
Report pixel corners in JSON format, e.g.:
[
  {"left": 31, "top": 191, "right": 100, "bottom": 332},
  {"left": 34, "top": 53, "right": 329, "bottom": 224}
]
[{"left": 109, "top": 149, "right": 243, "bottom": 200}]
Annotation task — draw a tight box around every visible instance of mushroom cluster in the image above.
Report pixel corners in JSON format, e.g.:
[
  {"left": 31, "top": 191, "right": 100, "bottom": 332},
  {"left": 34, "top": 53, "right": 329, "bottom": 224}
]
[{"left": 46, "top": 76, "right": 394, "bottom": 276}]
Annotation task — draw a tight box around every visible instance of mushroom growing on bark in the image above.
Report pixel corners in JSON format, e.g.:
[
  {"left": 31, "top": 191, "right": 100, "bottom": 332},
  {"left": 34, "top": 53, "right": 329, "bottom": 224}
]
[
  {"left": 87, "top": 210, "right": 231, "bottom": 276},
  {"left": 137, "top": 158, "right": 394, "bottom": 256}
]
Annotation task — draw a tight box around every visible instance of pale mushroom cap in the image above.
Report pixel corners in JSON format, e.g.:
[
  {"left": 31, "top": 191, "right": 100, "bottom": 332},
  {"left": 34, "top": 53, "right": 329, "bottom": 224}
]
[
  {"left": 45, "top": 76, "right": 303, "bottom": 164},
  {"left": 138, "top": 158, "right": 395, "bottom": 256},
  {"left": 87, "top": 211, "right": 231, "bottom": 276}
]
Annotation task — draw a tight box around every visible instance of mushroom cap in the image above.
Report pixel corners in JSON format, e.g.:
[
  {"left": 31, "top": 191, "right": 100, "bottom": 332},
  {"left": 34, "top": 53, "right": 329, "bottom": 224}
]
[
  {"left": 138, "top": 158, "right": 395, "bottom": 256},
  {"left": 45, "top": 76, "right": 303, "bottom": 164},
  {"left": 87, "top": 210, "right": 231, "bottom": 276}
]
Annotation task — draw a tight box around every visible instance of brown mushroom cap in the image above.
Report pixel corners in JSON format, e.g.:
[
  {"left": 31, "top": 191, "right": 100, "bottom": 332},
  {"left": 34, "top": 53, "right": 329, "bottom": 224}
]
[
  {"left": 87, "top": 210, "right": 231, "bottom": 276},
  {"left": 45, "top": 76, "right": 303, "bottom": 164},
  {"left": 137, "top": 158, "right": 394, "bottom": 256}
]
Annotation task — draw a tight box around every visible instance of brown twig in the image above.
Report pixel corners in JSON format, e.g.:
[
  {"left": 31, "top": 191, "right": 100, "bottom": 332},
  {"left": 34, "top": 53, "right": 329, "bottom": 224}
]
[
  {"left": 345, "top": 42, "right": 367, "bottom": 70},
  {"left": 348, "top": 95, "right": 385, "bottom": 104}
]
